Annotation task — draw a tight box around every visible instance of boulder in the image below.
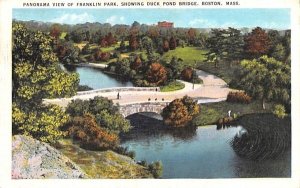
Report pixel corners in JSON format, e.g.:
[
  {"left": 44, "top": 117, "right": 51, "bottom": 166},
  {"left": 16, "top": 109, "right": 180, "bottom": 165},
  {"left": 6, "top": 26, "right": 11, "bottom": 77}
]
[{"left": 12, "top": 135, "right": 88, "bottom": 179}]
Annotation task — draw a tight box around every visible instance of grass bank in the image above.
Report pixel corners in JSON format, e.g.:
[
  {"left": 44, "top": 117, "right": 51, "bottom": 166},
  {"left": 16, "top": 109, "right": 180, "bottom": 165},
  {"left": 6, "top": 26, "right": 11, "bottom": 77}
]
[
  {"left": 192, "top": 100, "right": 273, "bottom": 126},
  {"left": 57, "top": 139, "right": 153, "bottom": 178}
]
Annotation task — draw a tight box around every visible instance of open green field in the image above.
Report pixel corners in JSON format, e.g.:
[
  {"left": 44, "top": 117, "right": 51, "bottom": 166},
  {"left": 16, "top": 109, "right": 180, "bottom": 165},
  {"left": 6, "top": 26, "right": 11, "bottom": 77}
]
[{"left": 162, "top": 47, "right": 208, "bottom": 67}]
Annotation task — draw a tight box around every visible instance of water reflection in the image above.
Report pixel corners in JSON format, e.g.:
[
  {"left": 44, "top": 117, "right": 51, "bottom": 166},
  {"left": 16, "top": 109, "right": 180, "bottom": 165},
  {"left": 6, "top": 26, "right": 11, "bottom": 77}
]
[
  {"left": 121, "top": 113, "right": 197, "bottom": 142},
  {"left": 62, "top": 64, "right": 133, "bottom": 89}
]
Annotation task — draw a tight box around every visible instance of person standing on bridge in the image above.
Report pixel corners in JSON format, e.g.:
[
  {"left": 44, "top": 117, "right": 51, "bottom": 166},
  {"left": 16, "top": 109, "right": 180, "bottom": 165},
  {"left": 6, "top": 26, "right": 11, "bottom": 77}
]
[{"left": 117, "top": 92, "right": 120, "bottom": 99}]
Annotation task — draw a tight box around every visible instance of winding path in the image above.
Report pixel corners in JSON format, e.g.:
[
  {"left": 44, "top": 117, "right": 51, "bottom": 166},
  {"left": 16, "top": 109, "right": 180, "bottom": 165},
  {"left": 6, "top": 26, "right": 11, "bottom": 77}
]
[{"left": 43, "top": 69, "right": 232, "bottom": 108}]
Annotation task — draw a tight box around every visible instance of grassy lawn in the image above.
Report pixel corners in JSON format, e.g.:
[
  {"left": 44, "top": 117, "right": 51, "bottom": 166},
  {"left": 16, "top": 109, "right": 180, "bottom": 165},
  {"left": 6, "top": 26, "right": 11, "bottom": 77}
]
[
  {"left": 192, "top": 100, "right": 274, "bottom": 126},
  {"left": 161, "top": 46, "right": 241, "bottom": 85},
  {"left": 160, "top": 81, "right": 185, "bottom": 92},
  {"left": 162, "top": 47, "right": 208, "bottom": 67}
]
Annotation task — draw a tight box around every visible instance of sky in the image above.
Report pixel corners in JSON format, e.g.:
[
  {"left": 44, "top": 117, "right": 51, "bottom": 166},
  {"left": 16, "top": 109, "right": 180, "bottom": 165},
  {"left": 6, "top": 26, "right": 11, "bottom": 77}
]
[{"left": 13, "top": 8, "right": 290, "bottom": 29}]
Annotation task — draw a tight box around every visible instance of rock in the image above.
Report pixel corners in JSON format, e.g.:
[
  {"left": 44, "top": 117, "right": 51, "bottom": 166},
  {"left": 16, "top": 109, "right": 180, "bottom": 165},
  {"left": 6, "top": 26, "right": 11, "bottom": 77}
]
[{"left": 12, "top": 135, "right": 88, "bottom": 179}]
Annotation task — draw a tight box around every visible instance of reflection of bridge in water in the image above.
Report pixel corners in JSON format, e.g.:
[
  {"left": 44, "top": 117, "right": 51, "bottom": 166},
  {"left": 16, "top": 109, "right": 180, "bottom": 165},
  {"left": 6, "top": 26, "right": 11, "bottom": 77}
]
[{"left": 43, "top": 70, "right": 232, "bottom": 117}]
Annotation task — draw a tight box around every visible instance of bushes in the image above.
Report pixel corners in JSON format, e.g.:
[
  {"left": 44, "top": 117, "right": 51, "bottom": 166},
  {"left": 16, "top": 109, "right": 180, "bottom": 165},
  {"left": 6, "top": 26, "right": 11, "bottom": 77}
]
[
  {"left": 94, "top": 50, "right": 111, "bottom": 62},
  {"left": 161, "top": 96, "right": 200, "bottom": 127},
  {"left": 181, "top": 67, "right": 193, "bottom": 81},
  {"left": 67, "top": 114, "right": 119, "bottom": 151},
  {"left": 148, "top": 161, "right": 163, "bottom": 178},
  {"left": 273, "top": 104, "right": 287, "bottom": 119},
  {"left": 226, "top": 91, "right": 252, "bottom": 104},
  {"left": 66, "top": 97, "right": 131, "bottom": 134}
]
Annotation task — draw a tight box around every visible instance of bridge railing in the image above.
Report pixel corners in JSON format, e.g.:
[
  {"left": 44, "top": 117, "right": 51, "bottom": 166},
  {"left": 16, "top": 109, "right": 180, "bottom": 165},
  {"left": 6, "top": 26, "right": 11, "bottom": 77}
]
[{"left": 77, "top": 87, "right": 160, "bottom": 96}]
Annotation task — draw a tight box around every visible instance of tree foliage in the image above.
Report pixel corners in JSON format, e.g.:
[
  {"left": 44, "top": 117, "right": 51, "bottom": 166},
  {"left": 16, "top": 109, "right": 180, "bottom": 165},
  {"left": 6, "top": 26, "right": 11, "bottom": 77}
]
[
  {"left": 236, "top": 56, "right": 290, "bottom": 109},
  {"left": 67, "top": 114, "right": 120, "bottom": 150},
  {"left": 12, "top": 23, "right": 79, "bottom": 143},
  {"left": 244, "top": 27, "right": 270, "bottom": 58},
  {"left": 146, "top": 62, "right": 168, "bottom": 86},
  {"left": 66, "top": 97, "right": 131, "bottom": 134},
  {"left": 162, "top": 96, "right": 200, "bottom": 127}
]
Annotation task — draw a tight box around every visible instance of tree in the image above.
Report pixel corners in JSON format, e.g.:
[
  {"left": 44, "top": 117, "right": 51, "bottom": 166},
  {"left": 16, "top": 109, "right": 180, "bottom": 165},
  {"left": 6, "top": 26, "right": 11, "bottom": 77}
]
[
  {"left": 169, "top": 36, "right": 177, "bottom": 50},
  {"left": 142, "top": 36, "right": 154, "bottom": 56},
  {"left": 163, "top": 39, "right": 170, "bottom": 52},
  {"left": 67, "top": 114, "right": 120, "bottom": 150},
  {"left": 12, "top": 23, "right": 79, "bottom": 143},
  {"left": 167, "top": 57, "right": 183, "bottom": 79},
  {"left": 161, "top": 96, "right": 200, "bottom": 127},
  {"left": 130, "top": 56, "right": 142, "bottom": 70},
  {"left": 181, "top": 67, "right": 193, "bottom": 81},
  {"left": 271, "top": 44, "right": 286, "bottom": 62},
  {"left": 223, "top": 27, "right": 244, "bottom": 65},
  {"left": 206, "top": 28, "right": 244, "bottom": 67},
  {"left": 66, "top": 97, "right": 130, "bottom": 134},
  {"left": 187, "top": 28, "right": 197, "bottom": 45},
  {"left": 244, "top": 27, "right": 270, "bottom": 58},
  {"left": 146, "top": 62, "right": 168, "bottom": 86},
  {"left": 206, "top": 29, "right": 225, "bottom": 67},
  {"left": 236, "top": 56, "right": 290, "bottom": 109},
  {"left": 49, "top": 24, "right": 61, "bottom": 40},
  {"left": 129, "top": 34, "right": 139, "bottom": 51}
]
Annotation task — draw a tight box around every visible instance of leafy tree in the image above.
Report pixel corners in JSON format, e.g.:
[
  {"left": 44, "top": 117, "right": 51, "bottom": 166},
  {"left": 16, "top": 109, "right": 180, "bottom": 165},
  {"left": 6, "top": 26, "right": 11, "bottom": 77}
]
[
  {"left": 236, "top": 56, "right": 290, "bottom": 109},
  {"left": 167, "top": 57, "right": 183, "bottom": 79},
  {"left": 161, "top": 96, "right": 200, "bottom": 127},
  {"left": 206, "top": 28, "right": 244, "bottom": 67},
  {"left": 146, "top": 62, "right": 168, "bottom": 86},
  {"left": 244, "top": 27, "right": 270, "bottom": 58},
  {"left": 223, "top": 27, "right": 244, "bottom": 65},
  {"left": 129, "top": 34, "right": 139, "bottom": 51},
  {"left": 49, "top": 23, "right": 61, "bottom": 40},
  {"left": 130, "top": 56, "right": 142, "bottom": 70},
  {"left": 66, "top": 97, "right": 130, "bottom": 134},
  {"left": 95, "top": 110, "right": 131, "bottom": 134},
  {"left": 67, "top": 114, "right": 120, "bottom": 150},
  {"left": 169, "top": 36, "right": 177, "bottom": 50},
  {"left": 206, "top": 29, "right": 225, "bottom": 67},
  {"left": 271, "top": 43, "right": 286, "bottom": 62},
  {"left": 142, "top": 36, "right": 154, "bottom": 56},
  {"left": 12, "top": 23, "right": 79, "bottom": 143},
  {"left": 163, "top": 39, "right": 170, "bottom": 52},
  {"left": 181, "top": 67, "right": 193, "bottom": 81},
  {"left": 55, "top": 40, "right": 82, "bottom": 64},
  {"left": 12, "top": 103, "right": 68, "bottom": 143},
  {"left": 187, "top": 28, "right": 197, "bottom": 45}
]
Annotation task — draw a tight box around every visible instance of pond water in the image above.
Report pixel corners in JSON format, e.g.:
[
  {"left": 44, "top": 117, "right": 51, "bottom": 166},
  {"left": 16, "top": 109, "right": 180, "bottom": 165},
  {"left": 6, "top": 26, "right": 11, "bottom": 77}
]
[
  {"left": 121, "top": 113, "right": 291, "bottom": 178},
  {"left": 62, "top": 65, "right": 133, "bottom": 89}
]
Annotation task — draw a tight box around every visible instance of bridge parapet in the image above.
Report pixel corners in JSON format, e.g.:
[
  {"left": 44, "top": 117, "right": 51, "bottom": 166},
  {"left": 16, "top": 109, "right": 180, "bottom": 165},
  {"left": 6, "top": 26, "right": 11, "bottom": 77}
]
[
  {"left": 119, "top": 102, "right": 169, "bottom": 117},
  {"left": 77, "top": 87, "right": 160, "bottom": 96}
]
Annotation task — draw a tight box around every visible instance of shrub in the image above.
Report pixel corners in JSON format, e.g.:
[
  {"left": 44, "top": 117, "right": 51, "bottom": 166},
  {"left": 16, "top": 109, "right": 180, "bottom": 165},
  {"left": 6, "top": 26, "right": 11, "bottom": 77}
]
[
  {"left": 67, "top": 114, "right": 120, "bottom": 151},
  {"left": 77, "top": 85, "right": 93, "bottom": 91},
  {"left": 148, "top": 161, "right": 163, "bottom": 178},
  {"left": 226, "top": 91, "right": 252, "bottom": 104},
  {"left": 94, "top": 50, "right": 111, "bottom": 62},
  {"left": 273, "top": 104, "right": 287, "bottom": 119},
  {"left": 161, "top": 96, "right": 200, "bottom": 127},
  {"left": 181, "top": 67, "right": 193, "bottom": 81}
]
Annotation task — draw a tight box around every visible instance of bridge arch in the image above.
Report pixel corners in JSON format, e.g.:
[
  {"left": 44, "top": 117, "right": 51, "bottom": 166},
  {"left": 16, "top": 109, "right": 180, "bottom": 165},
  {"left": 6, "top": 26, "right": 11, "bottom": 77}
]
[{"left": 118, "top": 102, "right": 168, "bottom": 117}]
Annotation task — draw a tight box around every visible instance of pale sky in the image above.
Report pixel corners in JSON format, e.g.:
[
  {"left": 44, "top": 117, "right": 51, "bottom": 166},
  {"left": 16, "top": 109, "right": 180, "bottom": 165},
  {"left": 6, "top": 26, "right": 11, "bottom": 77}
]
[{"left": 13, "top": 8, "right": 290, "bottom": 29}]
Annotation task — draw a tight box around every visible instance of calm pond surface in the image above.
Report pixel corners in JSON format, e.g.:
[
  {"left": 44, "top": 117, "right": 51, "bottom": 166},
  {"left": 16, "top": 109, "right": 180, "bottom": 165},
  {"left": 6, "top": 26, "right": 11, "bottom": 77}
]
[
  {"left": 121, "top": 113, "right": 291, "bottom": 178},
  {"left": 62, "top": 65, "right": 133, "bottom": 89}
]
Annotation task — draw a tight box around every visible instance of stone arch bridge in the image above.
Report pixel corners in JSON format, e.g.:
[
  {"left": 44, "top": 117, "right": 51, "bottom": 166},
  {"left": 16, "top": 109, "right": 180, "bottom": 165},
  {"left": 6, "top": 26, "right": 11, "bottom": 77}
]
[{"left": 118, "top": 102, "right": 169, "bottom": 117}]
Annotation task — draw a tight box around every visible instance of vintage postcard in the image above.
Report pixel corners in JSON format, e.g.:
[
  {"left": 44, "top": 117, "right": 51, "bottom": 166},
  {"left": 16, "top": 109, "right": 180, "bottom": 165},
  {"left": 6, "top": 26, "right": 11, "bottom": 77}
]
[{"left": 0, "top": 0, "right": 299, "bottom": 187}]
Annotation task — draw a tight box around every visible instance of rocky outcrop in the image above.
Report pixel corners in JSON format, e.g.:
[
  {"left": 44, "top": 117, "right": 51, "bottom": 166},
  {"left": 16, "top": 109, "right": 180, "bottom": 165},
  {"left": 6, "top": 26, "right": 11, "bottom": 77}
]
[{"left": 12, "top": 135, "right": 88, "bottom": 179}]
